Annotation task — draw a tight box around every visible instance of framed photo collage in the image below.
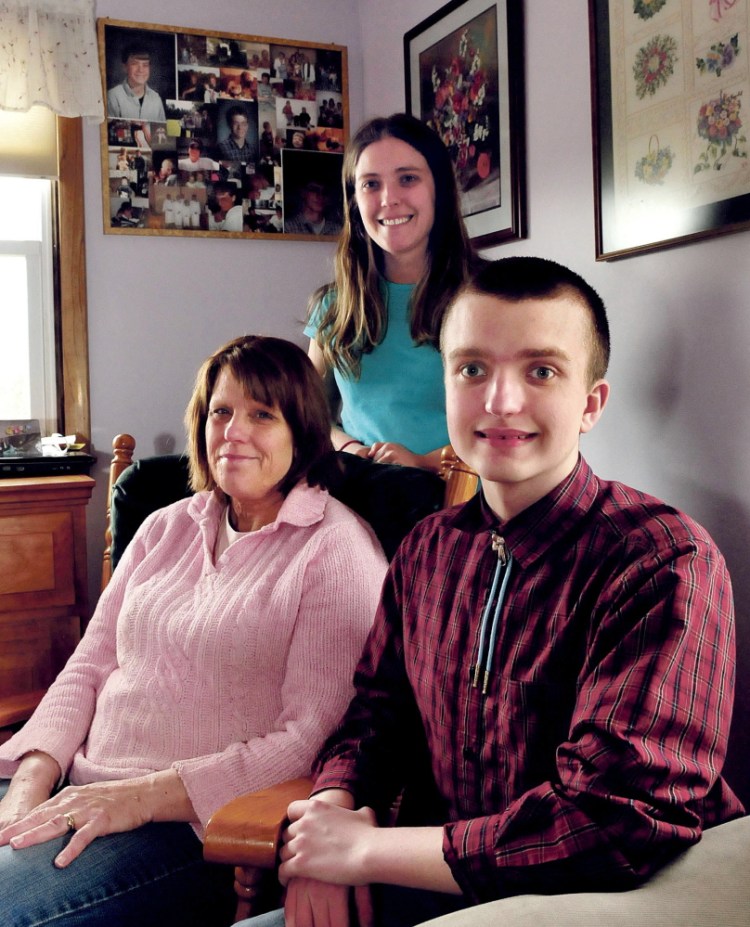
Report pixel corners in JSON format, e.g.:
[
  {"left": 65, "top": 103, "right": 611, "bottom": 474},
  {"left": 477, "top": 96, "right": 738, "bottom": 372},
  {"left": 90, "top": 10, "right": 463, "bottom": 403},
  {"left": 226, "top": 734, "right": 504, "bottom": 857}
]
[{"left": 98, "top": 19, "right": 348, "bottom": 239}]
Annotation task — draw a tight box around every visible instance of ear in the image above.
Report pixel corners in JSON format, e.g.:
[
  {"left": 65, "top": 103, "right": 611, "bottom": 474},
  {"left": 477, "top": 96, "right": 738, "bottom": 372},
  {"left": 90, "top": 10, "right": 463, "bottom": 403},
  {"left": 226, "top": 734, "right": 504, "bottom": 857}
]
[{"left": 580, "top": 379, "right": 610, "bottom": 434}]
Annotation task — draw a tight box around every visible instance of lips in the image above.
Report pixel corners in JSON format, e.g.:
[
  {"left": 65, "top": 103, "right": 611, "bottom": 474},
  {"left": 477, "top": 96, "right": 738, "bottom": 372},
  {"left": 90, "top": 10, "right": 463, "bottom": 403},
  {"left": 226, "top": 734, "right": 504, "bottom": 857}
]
[
  {"left": 476, "top": 428, "right": 535, "bottom": 444},
  {"left": 219, "top": 451, "right": 259, "bottom": 462}
]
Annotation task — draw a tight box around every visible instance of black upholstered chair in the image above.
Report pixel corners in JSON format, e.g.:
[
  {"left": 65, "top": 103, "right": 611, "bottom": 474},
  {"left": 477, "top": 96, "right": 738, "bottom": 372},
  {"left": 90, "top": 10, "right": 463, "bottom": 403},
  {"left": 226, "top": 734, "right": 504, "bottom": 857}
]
[{"left": 102, "top": 433, "right": 478, "bottom": 587}]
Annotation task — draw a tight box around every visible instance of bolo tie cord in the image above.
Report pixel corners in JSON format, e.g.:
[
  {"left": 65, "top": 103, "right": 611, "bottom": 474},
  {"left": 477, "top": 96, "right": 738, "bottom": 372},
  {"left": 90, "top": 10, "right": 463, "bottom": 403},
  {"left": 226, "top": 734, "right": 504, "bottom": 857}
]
[{"left": 472, "top": 531, "right": 513, "bottom": 694}]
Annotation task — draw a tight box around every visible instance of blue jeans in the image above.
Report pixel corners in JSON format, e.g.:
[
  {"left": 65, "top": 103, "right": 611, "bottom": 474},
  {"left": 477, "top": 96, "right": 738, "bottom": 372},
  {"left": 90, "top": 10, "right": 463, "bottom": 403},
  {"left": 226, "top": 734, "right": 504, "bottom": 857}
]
[{"left": 0, "top": 780, "right": 235, "bottom": 927}]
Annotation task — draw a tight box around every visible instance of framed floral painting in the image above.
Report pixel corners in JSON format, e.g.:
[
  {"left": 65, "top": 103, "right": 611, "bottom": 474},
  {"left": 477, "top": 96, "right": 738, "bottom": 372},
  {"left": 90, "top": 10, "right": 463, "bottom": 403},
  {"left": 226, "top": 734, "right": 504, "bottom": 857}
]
[
  {"left": 590, "top": 0, "right": 750, "bottom": 260},
  {"left": 404, "top": 0, "right": 526, "bottom": 247}
]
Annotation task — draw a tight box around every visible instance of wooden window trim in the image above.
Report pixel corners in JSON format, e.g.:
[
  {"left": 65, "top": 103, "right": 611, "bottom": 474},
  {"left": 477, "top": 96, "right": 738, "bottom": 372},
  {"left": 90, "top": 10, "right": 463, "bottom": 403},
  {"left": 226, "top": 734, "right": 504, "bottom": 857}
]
[{"left": 56, "top": 117, "right": 90, "bottom": 443}]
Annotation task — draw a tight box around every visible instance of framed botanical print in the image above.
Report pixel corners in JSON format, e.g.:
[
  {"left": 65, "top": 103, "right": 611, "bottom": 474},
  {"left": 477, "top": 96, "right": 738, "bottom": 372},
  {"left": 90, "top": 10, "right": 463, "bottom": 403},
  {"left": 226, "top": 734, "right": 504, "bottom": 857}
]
[{"left": 590, "top": 0, "right": 750, "bottom": 259}]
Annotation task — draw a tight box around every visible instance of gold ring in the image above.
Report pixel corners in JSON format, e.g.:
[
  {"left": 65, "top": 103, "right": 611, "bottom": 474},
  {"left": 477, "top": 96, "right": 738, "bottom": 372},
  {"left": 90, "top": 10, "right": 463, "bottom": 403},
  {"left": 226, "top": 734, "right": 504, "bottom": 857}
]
[{"left": 63, "top": 812, "right": 76, "bottom": 832}]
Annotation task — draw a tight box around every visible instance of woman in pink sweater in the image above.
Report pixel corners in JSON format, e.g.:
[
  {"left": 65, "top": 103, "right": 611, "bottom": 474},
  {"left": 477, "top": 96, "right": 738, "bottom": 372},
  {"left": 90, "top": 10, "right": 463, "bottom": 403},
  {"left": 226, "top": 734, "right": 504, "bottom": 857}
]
[{"left": 0, "top": 335, "right": 388, "bottom": 927}]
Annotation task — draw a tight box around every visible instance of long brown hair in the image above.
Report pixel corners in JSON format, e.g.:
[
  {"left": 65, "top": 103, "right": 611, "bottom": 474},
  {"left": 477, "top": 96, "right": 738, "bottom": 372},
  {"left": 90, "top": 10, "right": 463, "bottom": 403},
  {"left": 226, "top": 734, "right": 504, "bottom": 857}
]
[{"left": 310, "top": 113, "right": 477, "bottom": 376}]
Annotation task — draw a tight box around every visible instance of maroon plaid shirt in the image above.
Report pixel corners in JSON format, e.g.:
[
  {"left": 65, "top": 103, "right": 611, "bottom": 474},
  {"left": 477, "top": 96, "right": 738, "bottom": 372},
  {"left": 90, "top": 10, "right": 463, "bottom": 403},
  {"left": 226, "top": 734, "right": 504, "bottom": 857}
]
[{"left": 314, "top": 456, "right": 743, "bottom": 902}]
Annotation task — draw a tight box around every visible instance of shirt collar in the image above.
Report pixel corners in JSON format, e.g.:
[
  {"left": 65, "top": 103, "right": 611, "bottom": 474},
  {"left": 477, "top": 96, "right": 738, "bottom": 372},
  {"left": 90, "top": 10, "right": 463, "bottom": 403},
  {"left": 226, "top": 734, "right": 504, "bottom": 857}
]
[
  {"left": 445, "top": 456, "right": 600, "bottom": 568},
  {"left": 190, "top": 480, "right": 328, "bottom": 535},
  {"left": 121, "top": 80, "right": 149, "bottom": 100}
]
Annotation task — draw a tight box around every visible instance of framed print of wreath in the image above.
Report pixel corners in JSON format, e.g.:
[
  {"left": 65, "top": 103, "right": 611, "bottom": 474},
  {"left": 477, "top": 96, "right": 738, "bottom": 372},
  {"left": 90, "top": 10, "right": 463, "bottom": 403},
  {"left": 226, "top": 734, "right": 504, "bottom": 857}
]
[{"left": 590, "top": 0, "right": 750, "bottom": 259}]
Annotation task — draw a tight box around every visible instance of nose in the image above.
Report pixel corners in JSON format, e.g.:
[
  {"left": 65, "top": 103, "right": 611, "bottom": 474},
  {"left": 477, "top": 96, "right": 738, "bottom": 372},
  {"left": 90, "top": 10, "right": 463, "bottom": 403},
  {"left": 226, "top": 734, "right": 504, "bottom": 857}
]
[
  {"left": 484, "top": 372, "right": 524, "bottom": 417},
  {"left": 380, "top": 182, "right": 399, "bottom": 207},
  {"left": 224, "top": 414, "right": 250, "bottom": 442}
]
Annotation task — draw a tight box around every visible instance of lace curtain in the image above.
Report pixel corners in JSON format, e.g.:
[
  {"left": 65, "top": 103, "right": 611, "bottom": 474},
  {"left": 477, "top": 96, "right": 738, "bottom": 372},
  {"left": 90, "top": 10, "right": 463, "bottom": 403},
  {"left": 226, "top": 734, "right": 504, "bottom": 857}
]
[{"left": 0, "top": 0, "right": 104, "bottom": 121}]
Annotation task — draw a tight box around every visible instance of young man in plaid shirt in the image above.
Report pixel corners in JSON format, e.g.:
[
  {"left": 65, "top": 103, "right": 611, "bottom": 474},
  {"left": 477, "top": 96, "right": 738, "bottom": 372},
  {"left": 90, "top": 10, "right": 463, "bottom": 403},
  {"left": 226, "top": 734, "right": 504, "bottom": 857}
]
[{"left": 244, "top": 257, "right": 744, "bottom": 927}]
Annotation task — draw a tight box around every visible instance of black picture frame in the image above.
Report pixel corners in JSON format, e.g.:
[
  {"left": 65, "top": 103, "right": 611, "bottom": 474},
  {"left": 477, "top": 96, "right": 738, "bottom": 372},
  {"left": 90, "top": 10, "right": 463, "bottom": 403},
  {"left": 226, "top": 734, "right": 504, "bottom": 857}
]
[
  {"left": 404, "top": 0, "right": 526, "bottom": 248},
  {"left": 98, "top": 18, "right": 348, "bottom": 239},
  {"left": 590, "top": 0, "right": 750, "bottom": 260}
]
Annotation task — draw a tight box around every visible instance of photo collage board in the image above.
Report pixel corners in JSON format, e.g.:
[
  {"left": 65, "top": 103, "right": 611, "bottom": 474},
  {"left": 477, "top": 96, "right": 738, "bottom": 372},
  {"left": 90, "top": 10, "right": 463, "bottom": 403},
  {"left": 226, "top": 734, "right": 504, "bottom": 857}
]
[{"left": 98, "top": 19, "right": 348, "bottom": 239}]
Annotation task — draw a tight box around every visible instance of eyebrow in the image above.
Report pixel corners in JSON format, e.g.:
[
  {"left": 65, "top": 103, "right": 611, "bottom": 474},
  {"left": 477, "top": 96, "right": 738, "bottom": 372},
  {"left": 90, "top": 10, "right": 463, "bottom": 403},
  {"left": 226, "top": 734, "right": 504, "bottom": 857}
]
[
  {"left": 446, "top": 346, "right": 573, "bottom": 364},
  {"left": 356, "top": 165, "right": 427, "bottom": 179}
]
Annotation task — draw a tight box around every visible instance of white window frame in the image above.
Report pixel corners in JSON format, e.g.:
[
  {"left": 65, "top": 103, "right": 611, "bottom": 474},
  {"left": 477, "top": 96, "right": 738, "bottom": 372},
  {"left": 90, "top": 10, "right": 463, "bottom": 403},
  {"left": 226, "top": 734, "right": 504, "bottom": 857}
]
[
  {"left": 0, "top": 118, "right": 89, "bottom": 445},
  {"left": 0, "top": 181, "right": 58, "bottom": 433}
]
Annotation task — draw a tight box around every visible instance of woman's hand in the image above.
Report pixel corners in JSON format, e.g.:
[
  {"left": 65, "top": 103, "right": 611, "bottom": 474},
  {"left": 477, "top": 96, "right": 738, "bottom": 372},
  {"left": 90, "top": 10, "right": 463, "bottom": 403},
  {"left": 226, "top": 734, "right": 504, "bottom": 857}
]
[
  {"left": 0, "top": 778, "right": 152, "bottom": 867},
  {"left": 341, "top": 441, "right": 371, "bottom": 459},
  {"left": 0, "top": 751, "right": 60, "bottom": 830},
  {"left": 0, "top": 779, "right": 52, "bottom": 830},
  {"left": 367, "top": 442, "right": 424, "bottom": 469},
  {"left": 0, "top": 769, "right": 194, "bottom": 868}
]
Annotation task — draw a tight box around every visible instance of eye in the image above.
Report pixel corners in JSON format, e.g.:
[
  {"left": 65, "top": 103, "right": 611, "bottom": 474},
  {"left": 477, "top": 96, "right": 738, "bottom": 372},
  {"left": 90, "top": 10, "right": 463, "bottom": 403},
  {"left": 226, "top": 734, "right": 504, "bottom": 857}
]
[
  {"left": 530, "top": 366, "right": 556, "bottom": 381},
  {"left": 360, "top": 178, "right": 379, "bottom": 191},
  {"left": 459, "top": 362, "right": 485, "bottom": 379},
  {"left": 399, "top": 173, "right": 419, "bottom": 185},
  {"left": 209, "top": 406, "right": 231, "bottom": 417},
  {"left": 254, "top": 409, "right": 275, "bottom": 420}
]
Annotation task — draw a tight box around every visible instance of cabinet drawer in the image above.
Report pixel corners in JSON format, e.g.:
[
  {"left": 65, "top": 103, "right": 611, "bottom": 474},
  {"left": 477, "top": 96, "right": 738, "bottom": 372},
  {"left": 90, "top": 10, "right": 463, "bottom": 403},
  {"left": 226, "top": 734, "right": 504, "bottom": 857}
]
[{"left": 0, "top": 511, "right": 75, "bottom": 608}]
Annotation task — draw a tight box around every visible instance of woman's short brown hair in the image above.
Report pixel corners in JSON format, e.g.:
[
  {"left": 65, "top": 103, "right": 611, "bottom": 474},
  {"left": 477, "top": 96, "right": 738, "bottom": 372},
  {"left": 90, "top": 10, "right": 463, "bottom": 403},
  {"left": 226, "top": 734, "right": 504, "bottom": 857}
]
[{"left": 185, "top": 335, "right": 334, "bottom": 496}]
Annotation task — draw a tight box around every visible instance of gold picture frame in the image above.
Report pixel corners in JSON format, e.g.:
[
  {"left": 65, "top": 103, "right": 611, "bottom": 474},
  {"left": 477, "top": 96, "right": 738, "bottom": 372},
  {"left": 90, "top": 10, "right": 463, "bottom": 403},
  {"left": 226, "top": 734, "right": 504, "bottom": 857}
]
[{"left": 98, "top": 18, "right": 348, "bottom": 239}]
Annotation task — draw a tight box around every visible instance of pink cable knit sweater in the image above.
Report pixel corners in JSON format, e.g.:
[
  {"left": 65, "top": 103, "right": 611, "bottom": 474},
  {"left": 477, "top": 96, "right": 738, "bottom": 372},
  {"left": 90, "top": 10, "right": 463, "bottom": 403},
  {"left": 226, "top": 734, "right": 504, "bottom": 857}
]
[{"left": 0, "top": 482, "right": 388, "bottom": 832}]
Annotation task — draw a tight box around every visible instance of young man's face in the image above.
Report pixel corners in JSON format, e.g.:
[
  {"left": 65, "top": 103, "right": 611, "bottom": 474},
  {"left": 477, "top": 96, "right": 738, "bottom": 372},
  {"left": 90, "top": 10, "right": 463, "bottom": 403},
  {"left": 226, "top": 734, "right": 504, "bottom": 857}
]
[
  {"left": 301, "top": 182, "right": 327, "bottom": 214},
  {"left": 124, "top": 55, "right": 150, "bottom": 92},
  {"left": 230, "top": 114, "right": 249, "bottom": 142},
  {"left": 442, "top": 291, "right": 609, "bottom": 520},
  {"left": 216, "top": 188, "right": 236, "bottom": 212}
]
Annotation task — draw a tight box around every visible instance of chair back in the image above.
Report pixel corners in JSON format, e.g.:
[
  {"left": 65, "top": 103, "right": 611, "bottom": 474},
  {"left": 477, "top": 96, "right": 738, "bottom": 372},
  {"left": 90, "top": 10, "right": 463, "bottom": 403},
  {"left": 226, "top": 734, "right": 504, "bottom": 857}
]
[{"left": 101, "top": 435, "right": 478, "bottom": 589}]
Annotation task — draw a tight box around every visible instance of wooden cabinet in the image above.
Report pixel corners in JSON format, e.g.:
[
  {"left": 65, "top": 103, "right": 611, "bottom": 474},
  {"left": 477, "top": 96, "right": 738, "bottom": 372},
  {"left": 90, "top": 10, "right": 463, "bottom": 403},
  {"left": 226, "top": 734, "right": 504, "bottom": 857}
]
[{"left": 0, "top": 475, "right": 95, "bottom": 741}]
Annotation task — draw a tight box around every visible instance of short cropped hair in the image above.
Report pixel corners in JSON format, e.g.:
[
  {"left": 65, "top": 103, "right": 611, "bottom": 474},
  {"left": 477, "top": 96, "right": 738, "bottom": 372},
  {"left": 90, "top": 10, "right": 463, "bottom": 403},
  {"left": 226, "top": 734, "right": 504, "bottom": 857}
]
[
  {"left": 121, "top": 44, "right": 151, "bottom": 64},
  {"left": 225, "top": 104, "right": 249, "bottom": 127},
  {"left": 443, "top": 257, "right": 610, "bottom": 383},
  {"left": 213, "top": 180, "right": 240, "bottom": 203},
  {"left": 185, "top": 335, "right": 334, "bottom": 496}
]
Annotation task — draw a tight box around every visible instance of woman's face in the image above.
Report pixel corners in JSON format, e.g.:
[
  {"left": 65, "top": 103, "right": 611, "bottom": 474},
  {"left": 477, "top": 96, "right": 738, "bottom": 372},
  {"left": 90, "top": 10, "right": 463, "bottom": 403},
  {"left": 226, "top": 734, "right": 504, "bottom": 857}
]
[
  {"left": 353, "top": 136, "right": 436, "bottom": 281},
  {"left": 206, "top": 368, "right": 294, "bottom": 523}
]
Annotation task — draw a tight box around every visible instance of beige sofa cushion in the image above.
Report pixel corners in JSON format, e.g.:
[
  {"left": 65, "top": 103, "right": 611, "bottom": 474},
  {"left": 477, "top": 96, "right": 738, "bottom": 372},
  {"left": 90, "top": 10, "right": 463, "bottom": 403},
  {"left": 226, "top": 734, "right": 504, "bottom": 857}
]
[{"left": 422, "top": 815, "right": 750, "bottom": 927}]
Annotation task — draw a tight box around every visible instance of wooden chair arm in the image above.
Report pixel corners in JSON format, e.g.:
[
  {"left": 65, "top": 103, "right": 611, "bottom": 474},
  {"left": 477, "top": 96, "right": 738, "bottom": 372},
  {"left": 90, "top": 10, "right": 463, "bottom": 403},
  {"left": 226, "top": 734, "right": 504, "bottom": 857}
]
[
  {"left": 204, "top": 777, "right": 313, "bottom": 868},
  {"left": 440, "top": 444, "right": 479, "bottom": 507}
]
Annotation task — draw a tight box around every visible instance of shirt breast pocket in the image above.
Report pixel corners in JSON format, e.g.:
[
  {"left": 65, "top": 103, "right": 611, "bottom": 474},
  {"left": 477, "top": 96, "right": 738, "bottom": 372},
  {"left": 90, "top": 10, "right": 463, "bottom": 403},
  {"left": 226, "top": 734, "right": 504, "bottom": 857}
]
[{"left": 481, "top": 674, "right": 576, "bottom": 802}]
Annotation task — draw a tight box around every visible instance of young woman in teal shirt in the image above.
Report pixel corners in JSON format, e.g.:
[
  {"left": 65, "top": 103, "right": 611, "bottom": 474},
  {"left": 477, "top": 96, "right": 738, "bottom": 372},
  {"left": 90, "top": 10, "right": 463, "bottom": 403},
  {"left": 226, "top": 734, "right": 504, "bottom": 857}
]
[{"left": 305, "top": 113, "right": 480, "bottom": 472}]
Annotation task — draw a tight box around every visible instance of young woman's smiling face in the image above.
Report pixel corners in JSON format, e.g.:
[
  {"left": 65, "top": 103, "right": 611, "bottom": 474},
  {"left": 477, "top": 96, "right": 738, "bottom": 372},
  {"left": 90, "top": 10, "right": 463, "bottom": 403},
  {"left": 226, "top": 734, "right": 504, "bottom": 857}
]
[{"left": 353, "top": 136, "right": 436, "bottom": 283}]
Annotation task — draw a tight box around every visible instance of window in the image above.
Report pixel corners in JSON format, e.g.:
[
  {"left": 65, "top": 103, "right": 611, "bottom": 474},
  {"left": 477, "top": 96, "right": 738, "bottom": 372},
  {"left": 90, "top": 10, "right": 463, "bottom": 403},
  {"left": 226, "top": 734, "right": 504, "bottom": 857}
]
[
  {"left": 0, "top": 114, "right": 90, "bottom": 444},
  {"left": 0, "top": 177, "right": 58, "bottom": 433}
]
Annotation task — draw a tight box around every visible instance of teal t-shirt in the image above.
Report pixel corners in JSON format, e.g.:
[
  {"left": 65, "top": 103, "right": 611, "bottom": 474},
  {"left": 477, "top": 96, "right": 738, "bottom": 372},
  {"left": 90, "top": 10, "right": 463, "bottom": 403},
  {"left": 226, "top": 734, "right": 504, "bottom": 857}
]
[{"left": 304, "top": 281, "right": 449, "bottom": 455}]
